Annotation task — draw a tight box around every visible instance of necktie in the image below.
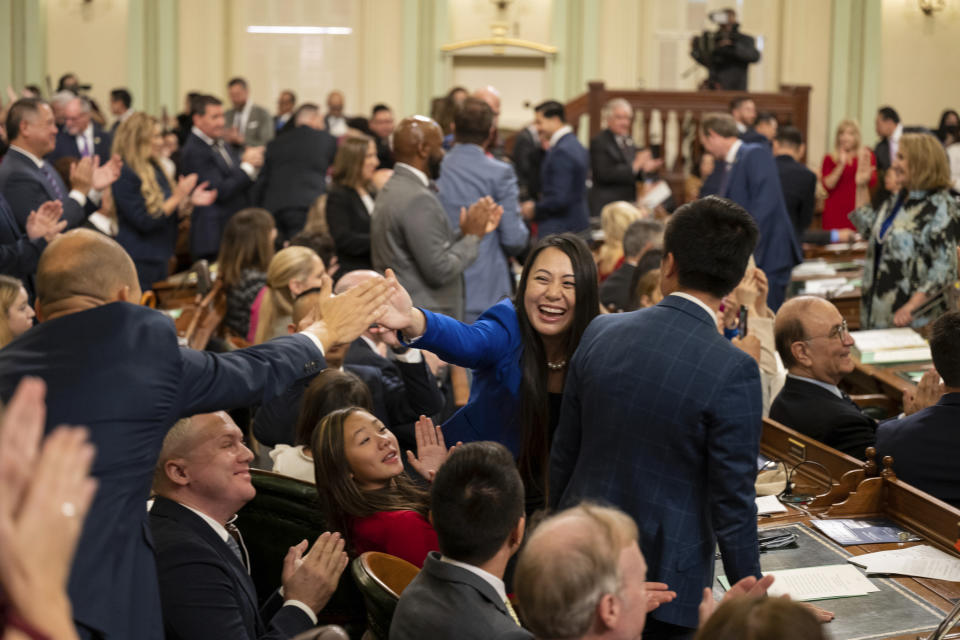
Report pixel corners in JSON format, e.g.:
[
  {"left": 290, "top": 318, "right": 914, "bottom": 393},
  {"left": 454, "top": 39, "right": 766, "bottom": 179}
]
[
  {"left": 40, "top": 163, "right": 66, "bottom": 201},
  {"left": 504, "top": 598, "right": 521, "bottom": 626},
  {"left": 717, "top": 161, "right": 733, "bottom": 197},
  {"left": 77, "top": 135, "right": 90, "bottom": 158},
  {"left": 215, "top": 141, "right": 235, "bottom": 168},
  {"left": 224, "top": 520, "right": 250, "bottom": 573}
]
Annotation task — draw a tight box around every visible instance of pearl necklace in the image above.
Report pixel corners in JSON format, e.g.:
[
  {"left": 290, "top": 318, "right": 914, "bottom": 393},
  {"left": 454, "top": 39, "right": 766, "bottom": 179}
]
[{"left": 546, "top": 359, "right": 567, "bottom": 371}]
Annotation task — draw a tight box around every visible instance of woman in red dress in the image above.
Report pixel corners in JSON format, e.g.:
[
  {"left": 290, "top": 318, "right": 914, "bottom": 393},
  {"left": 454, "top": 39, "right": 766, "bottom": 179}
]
[
  {"left": 311, "top": 408, "right": 453, "bottom": 568},
  {"left": 821, "top": 119, "right": 876, "bottom": 230}
]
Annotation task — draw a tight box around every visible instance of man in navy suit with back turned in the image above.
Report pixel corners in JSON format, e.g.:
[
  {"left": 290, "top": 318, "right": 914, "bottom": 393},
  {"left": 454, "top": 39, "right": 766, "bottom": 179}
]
[
  {"left": 179, "top": 94, "right": 264, "bottom": 261},
  {"left": 0, "top": 98, "right": 121, "bottom": 234},
  {"left": 0, "top": 229, "right": 391, "bottom": 639},
  {"left": 700, "top": 112, "right": 801, "bottom": 310},
  {"left": 520, "top": 100, "right": 589, "bottom": 238},
  {"left": 551, "top": 196, "right": 763, "bottom": 640}
]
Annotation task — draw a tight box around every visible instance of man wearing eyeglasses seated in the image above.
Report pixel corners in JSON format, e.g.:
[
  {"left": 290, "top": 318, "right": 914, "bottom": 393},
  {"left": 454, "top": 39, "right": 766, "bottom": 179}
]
[{"left": 770, "top": 296, "right": 878, "bottom": 459}]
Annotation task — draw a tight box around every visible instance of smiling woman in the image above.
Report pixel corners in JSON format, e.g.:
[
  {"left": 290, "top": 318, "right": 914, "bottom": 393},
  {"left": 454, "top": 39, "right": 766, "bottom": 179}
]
[
  {"left": 311, "top": 408, "right": 447, "bottom": 567},
  {"left": 378, "top": 233, "right": 600, "bottom": 514}
]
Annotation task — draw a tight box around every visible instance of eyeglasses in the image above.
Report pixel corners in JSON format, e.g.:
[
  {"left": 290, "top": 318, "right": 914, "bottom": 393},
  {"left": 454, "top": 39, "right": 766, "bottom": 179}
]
[{"left": 798, "top": 319, "right": 849, "bottom": 342}]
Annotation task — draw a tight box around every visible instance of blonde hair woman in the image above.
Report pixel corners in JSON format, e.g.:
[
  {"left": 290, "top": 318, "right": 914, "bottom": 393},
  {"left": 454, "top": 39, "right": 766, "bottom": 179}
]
[
  {"left": 111, "top": 112, "right": 216, "bottom": 291},
  {"left": 597, "top": 201, "right": 644, "bottom": 281},
  {"left": 250, "top": 246, "right": 327, "bottom": 344},
  {"left": 851, "top": 132, "right": 960, "bottom": 328},
  {"left": 820, "top": 119, "right": 876, "bottom": 230},
  {"left": 0, "top": 276, "right": 35, "bottom": 347}
]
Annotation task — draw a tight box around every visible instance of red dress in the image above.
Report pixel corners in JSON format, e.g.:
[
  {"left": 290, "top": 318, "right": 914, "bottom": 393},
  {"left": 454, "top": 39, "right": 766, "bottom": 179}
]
[
  {"left": 821, "top": 151, "right": 877, "bottom": 230},
  {"left": 350, "top": 510, "right": 439, "bottom": 568}
]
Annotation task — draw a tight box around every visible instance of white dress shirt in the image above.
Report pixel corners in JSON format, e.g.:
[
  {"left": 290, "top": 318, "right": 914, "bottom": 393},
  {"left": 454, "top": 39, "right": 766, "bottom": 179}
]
[
  {"left": 549, "top": 125, "right": 574, "bottom": 149},
  {"left": 669, "top": 291, "right": 719, "bottom": 326}
]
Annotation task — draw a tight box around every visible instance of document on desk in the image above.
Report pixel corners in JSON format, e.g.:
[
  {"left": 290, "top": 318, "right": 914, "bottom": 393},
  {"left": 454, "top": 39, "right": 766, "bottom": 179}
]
[
  {"left": 719, "top": 564, "right": 879, "bottom": 601},
  {"left": 848, "top": 545, "right": 960, "bottom": 581},
  {"left": 811, "top": 518, "right": 922, "bottom": 545},
  {"left": 756, "top": 494, "right": 788, "bottom": 515}
]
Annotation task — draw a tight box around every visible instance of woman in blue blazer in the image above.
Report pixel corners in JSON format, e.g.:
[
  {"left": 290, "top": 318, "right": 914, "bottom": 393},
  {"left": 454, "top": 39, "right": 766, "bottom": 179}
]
[
  {"left": 112, "top": 113, "right": 215, "bottom": 291},
  {"left": 382, "top": 233, "right": 599, "bottom": 511}
]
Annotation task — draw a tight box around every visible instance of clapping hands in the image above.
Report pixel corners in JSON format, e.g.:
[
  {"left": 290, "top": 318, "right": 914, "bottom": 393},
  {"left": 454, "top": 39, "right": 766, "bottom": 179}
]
[
  {"left": 25, "top": 200, "right": 66, "bottom": 243},
  {"left": 406, "top": 415, "right": 459, "bottom": 482}
]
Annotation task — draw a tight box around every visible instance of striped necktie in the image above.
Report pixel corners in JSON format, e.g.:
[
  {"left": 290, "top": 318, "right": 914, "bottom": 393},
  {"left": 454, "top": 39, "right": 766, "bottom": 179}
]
[
  {"left": 39, "top": 163, "right": 66, "bottom": 201},
  {"left": 504, "top": 598, "right": 521, "bottom": 626},
  {"left": 224, "top": 520, "right": 250, "bottom": 573}
]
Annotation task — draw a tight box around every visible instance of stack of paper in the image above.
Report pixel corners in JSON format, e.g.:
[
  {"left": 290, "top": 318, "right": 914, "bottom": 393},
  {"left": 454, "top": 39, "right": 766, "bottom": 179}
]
[
  {"left": 720, "top": 565, "right": 879, "bottom": 601},
  {"left": 756, "top": 495, "right": 788, "bottom": 515},
  {"left": 848, "top": 545, "right": 960, "bottom": 581},
  {"left": 803, "top": 278, "right": 852, "bottom": 296},
  {"left": 793, "top": 261, "right": 837, "bottom": 277},
  {"left": 850, "top": 328, "right": 932, "bottom": 364}
]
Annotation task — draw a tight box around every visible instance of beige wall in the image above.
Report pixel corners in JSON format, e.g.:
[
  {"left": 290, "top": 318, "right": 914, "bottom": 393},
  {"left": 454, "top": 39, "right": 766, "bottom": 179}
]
[
  {"left": 880, "top": 0, "right": 960, "bottom": 134},
  {"left": 46, "top": 0, "right": 128, "bottom": 114}
]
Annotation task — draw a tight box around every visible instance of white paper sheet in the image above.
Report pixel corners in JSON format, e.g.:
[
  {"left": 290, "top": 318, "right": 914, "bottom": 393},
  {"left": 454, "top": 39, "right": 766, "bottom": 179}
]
[
  {"left": 756, "top": 494, "right": 788, "bottom": 515},
  {"left": 848, "top": 545, "right": 960, "bottom": 581},
  {"left": 763, "top": 564, "right": 879, "bottom": 601}
]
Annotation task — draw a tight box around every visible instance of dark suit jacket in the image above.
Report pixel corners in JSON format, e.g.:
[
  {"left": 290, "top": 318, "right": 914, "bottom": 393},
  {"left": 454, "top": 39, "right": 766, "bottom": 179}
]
[
  {"left": 775, "top": 154, "right": 817, "bottom": 241},
  {"left": 48, "top": 123, "right": 112, "bottom": 163},
  {"left": 709, "top": 30, "right": 760, "bottom": 91},
  {"left": 179, "top": 132, "right": 252, "bottom": 259},
  {"left": 150, "top": 497, "right": 314, "bottom": 640},
  {"left": 510, "top": 126, "right": 543, "bottom": 202},
  {"left": 721, "top": 143, "right": 802, "bottom": 279},
  {"left": 876, "top": 393, "right": 960, "bottom": 507},
  {"left": 253, "top": 344, "right": 442, "bottom": 452},
  {"left": 0, "top": 192, "right": 45, "bottom": 294},
  {"left": 769, "top": 376, "right": 877, "bottom": 459},
  {"left": 0, "top": 146, "right": 91, "bottom": 231},
  {"left": 325, "top": 185, "right": 372, "bottom": 273},
  {"left": 550, "top": 295, "right": 763, "bottom": 628},
  {"left": 254, "top": 126, "right": 337, "bottom": 216},
  {"left": 599, "top": 250, "right": 661, "bottom": 312},
  {"left": 874, "top": 138, "right": 891, "bottom": 173},
  {"left": 375, "top": 135, "right": 394, "bottom": 170},
  {"left": 589, "top": 129, "right": 638, "bottom": 217},
  {"left": 0, "top": 302, "right": 325, "bottom": 639},
  {"left": 740, "top": 128, "right": 769, "bottom": 145},
  {"left": 112, "top": 163, "right": 178, "bottom": 263},
  {"left": 534, "top": 132, "right": 589, "bottom": 237},
  {"left": 390, "top": 552, "right": 531, "bottom": 640}
]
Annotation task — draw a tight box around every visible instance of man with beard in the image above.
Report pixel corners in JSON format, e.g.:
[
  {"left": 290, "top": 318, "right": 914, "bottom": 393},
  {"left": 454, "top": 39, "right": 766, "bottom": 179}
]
[{"left": 371, "top": 115, "right": 501, "bottom": 320}]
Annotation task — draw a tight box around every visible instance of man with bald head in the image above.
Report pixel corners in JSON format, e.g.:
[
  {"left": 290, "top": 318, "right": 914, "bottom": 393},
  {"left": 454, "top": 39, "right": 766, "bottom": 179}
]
[
  {"left": 472, "top": 86, "right": 507, "bottom": 160},
  {"left": 770, "top": 296, "right": 877, "bottom": 458},
  {"left": 324, "top": 91, "right": 347, "bottom": 137},
  {"left": 0, "top": 229, "right": 392, "bottom": 639},
  {"left": 151, "top": 412, "right": 347, "bottom": 639},
  {"left": 48, "top": 95, "right": 112, "bottom": 162},
  {"left": 371, "top": 116, "right": 501, "bottom": 320}
]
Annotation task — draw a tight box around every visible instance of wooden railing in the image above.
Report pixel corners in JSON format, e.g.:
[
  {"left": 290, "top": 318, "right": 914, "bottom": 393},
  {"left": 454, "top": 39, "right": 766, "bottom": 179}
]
[{"left": 563, "top": 81, "right": 812, "bottom": 205}]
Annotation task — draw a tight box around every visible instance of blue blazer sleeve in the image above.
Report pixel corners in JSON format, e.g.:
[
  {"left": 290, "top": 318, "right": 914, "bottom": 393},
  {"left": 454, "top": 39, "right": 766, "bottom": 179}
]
[
  {"left": 708, "top": 354, "right": 763, "bottom": 583},
  {"left": 113, "top": 167, "right": 173, "bottom": 233},
  {"left": 178, "top": 334, "right": 325, "bottom": 416},
  {"left": 406, "top": 299, "right": 520, "bottom": 370}
]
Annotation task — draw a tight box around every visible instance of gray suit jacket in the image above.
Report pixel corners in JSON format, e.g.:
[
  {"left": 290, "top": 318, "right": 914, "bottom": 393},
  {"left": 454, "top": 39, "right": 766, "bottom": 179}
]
[
  {"left": 225, "top": 103, "right": 275, "bottom": 148},
  {"left": 371, "top": 164, "right": 479, "bottom": 319},
  {"left": 389, "top": 552, "right": 531, "bottom": 640}
]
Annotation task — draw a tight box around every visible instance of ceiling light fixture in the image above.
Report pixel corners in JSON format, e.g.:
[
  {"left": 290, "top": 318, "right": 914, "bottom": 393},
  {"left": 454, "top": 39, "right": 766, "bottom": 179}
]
[{"left": 246, "top": 26, "right": 353, "bottom": 35}]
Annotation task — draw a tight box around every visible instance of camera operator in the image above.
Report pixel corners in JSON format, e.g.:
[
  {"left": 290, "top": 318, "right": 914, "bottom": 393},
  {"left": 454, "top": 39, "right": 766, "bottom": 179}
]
[{"left": 690, "top": 8, "right": 760, "bottom": 91}]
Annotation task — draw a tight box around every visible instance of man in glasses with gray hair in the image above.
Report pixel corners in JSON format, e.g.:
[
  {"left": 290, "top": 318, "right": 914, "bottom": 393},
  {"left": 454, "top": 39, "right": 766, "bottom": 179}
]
[{"left": 771, "top": 296, "right": 877, "bottom": 458}]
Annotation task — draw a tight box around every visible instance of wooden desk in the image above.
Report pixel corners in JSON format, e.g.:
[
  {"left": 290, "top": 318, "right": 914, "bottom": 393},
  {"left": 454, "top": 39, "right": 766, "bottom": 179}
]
[
  {"left": 804, "top": 241, "right": 868, "bottom": 262},
  {"left": 758, "top": 420, "right": 960, "bottom": 637},
  {"left": 159, "top": 282, "right": 224, "bottom": 351}
]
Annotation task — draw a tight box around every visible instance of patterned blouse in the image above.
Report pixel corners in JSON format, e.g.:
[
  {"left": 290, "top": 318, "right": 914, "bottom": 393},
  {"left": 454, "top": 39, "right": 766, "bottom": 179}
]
[{"left": 849, "top": 188, "right": 960, "bottom": 329}]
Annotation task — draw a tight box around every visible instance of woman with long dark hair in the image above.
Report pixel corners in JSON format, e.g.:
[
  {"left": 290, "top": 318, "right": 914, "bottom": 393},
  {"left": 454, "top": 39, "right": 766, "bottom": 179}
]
[
  {"left": 311, "top": 407, "right": 451, "bottom": 567},
  {"left": 325, "top": 135, "right": 379, "bottom": 273},
  {"left": 379, "top": 233, "right": 599, "bottom": 511}
]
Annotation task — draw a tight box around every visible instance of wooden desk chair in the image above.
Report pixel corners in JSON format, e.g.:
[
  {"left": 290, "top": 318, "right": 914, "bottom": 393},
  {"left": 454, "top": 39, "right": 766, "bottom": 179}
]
[
  {"left": 140, "top": 290, "right": 157, "bottom": 308},
  {"left": 350, "top": 552, "right": 419, "bottom": 640}
]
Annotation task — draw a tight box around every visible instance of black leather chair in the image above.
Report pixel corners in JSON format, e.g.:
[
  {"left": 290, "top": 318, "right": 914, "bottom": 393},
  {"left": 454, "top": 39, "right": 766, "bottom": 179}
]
[
  {"left": 350, "top": 552, "right": 419, "bottom": 640},
  {"left": 237, "top": 470, "right": 365, "bottom": 634}
]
